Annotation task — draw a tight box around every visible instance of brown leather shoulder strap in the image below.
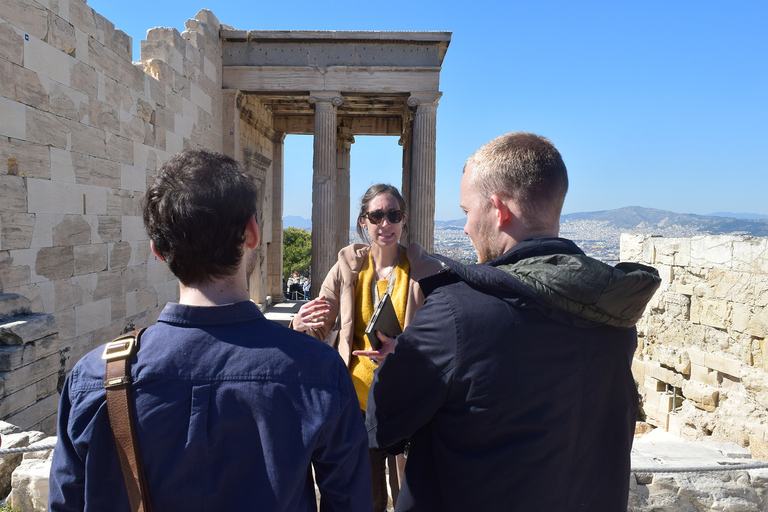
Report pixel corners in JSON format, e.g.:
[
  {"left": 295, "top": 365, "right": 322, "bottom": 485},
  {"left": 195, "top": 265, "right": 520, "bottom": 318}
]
[{"left": 103, "top": 328, "right": 152, "bottom": 512}]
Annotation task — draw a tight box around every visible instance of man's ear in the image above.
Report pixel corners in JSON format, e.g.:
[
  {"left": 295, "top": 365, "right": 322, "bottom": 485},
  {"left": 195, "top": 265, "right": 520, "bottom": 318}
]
[
  {"left": 150, "top": 241, "right": 165, "bottom": 263},
  {"left": 245, "top": 214, "right": 260, "bottom": 249},
  {"left": 490, "top": 195, "right": 512, "bottom": 228}
]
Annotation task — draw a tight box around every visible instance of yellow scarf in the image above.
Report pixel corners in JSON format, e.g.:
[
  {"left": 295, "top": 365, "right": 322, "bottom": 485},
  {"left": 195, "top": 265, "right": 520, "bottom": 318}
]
[{"left": 350, "top": 246, "right": 410, "bottom": 410}]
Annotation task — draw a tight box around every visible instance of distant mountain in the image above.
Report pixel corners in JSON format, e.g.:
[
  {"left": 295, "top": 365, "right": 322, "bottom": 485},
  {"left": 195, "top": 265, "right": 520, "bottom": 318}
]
[
  {"left": 707, "top": 212, "right": 768, "bottom": 220},
  {"left": 560, "top": 206, "right": 768, "bottom": 236},
  {"left": 283, "top": 216, "right": 311, "bottom": 230}
]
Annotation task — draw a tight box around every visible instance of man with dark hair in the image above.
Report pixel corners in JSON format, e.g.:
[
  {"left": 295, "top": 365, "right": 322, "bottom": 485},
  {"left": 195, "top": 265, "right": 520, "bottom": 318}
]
[
  {"left": 50, "top": 149, "right": 372, "bottom": 511},
  {"left": 367, "top": 132, "right": 661, "bottom": 511}
]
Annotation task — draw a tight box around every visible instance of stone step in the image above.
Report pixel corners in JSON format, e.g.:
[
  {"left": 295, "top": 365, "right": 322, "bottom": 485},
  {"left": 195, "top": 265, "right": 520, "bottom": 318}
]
[
  {"left": 0, "top": 293, "right": 32, "bottom": 322},
  {"left": 0, "top": 313, "right": 57, "bottom": 346}
]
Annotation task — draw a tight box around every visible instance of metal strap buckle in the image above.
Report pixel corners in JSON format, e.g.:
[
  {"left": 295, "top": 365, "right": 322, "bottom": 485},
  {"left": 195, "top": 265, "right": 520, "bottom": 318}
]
[{"left": 102, "top": 335, "right": 136, "bottom": 361}]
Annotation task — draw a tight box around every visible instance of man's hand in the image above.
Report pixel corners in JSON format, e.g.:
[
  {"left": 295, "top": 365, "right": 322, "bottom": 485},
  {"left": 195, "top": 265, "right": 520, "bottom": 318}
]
[{"left": 352, "top": 332, "right": 395, "bottom": 364}]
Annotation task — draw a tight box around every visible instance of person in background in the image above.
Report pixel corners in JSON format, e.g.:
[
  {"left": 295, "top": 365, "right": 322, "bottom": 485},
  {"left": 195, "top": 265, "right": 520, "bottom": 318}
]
[
  {"left": 366, "top": 132, "right": 662, "bottom": 511},
  {"left": 291, "top": 183, "right": 443, "bottom": 512},
  {"left": 49, "top": 149, "right": 371, "bottom": 512}
]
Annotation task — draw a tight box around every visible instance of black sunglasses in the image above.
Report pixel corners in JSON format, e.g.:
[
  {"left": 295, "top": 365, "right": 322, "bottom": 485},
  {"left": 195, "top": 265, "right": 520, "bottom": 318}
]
[{"left": 363, "top": 209, "right": 405, "bottom": 225}]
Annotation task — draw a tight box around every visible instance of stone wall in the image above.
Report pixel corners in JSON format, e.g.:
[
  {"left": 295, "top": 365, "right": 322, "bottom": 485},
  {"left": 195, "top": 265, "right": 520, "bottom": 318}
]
[
  {"left": 625, "top": 234, "right": 768, "bottom": 457},
  {"left": 0, "top": 0, "right": 227, "bottom": 433}
]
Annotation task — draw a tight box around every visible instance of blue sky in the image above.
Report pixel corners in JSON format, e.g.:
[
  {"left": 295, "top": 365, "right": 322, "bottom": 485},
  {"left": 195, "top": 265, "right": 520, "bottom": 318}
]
[{"left": 89, "top": 0, "right": 767, "bottom": 221}]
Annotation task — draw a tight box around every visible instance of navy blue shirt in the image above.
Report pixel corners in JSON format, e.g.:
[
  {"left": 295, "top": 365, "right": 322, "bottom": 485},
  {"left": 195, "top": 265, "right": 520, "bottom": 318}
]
[{"left": 50, "top": 301, "right": 372, "bottom": 512}]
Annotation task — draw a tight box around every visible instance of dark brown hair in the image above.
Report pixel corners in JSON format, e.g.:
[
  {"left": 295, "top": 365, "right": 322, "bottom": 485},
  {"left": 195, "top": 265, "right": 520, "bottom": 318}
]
[{"left": 143, "top": 149, "right": 257, "bottom": 284}]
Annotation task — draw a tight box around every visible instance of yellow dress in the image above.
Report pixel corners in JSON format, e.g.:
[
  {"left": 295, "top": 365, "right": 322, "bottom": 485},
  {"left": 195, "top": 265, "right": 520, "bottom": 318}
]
[{"left": 349, "top": 247, "right": 410, "bottom": 409}]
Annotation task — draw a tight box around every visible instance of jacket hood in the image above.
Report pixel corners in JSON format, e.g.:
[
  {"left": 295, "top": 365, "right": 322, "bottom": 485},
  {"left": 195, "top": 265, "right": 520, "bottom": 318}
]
[{"left": 430, "top": 238, "right": 661, "bottom": 329}]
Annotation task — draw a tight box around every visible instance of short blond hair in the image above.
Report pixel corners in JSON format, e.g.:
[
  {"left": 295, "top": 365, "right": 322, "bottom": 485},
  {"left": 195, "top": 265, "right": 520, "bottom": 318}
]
[{"left": 464, "top": 132, "right": 568, "bottom": 232}]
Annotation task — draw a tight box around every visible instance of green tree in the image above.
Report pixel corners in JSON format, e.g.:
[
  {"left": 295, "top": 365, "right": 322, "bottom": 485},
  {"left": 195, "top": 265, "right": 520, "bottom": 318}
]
[{"left": 283, "top": 227, "right": 312, "bottom": 281}]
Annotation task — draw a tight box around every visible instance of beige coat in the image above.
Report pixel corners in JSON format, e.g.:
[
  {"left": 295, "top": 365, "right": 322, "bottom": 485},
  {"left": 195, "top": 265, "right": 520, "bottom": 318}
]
[{"left": 295, "top": 243, "right": 443, "bottom": 367}]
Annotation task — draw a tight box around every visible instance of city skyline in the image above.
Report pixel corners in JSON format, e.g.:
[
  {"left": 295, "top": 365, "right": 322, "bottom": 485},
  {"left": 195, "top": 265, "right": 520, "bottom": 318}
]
[{"left": 89, "top": 0, "right": 768, "bottom": 221}]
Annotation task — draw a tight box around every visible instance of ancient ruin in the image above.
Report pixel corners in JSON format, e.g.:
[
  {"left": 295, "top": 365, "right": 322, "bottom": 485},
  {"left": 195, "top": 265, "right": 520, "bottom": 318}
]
[{"left": 0, "top": 1, "right": 449, "bottom": 434}]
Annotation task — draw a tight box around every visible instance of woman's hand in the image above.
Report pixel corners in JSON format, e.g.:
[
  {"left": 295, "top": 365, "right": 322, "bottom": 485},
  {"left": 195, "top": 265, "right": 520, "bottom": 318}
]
[
  {"left": 292, "top": 295, "right": 332, "bottom": 332},
  {"left": 352, "top": 332, "right": 396, "bottom": 364}
]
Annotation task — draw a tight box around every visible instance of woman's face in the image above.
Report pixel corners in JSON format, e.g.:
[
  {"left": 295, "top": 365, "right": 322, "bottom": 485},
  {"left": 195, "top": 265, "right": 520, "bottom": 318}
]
[{"left": 359, "top": 193, "right": 405, "bottom": 249}]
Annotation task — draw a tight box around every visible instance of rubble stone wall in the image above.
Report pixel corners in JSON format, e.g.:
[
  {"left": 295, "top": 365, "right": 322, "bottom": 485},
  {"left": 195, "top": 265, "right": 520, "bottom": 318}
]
[
  {"left": 624, "top": 234, "right": 768, "bottom": 457},
  {"left": 0, "top": 0, "right": 226, "bottom": 433}
]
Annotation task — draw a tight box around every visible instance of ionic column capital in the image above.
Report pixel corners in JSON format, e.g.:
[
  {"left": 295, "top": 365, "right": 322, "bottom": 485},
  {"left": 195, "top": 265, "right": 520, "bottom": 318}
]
[
  {"left": 309, "top": 91, "right": 344, "bottom": 108},
  {"left": 407, "top": 92, "right": 442, "bottom": 111}
]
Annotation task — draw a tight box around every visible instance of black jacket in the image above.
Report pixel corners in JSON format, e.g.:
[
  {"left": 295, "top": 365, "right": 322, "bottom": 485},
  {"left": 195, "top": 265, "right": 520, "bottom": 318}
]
[{"left": 366, "top": 237, "right": 661, "bottom": 512}]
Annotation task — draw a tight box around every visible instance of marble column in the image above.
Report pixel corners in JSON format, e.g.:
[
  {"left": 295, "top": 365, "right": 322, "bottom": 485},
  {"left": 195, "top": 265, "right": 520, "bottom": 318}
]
[
  {"left": 336, "top": 127, "right": 354, "bottom": 254},
  {"left": 221, "top": 89, "right": 241, "bottom": 161},
  {"left": 399, "top": 113, "right": 413, "bottom": 247},
  {"left": 407, "top": 92, "right": 441, "bottom": 253},
  {"left": 268, "top": 133, "right": 286, "bottom": 302},
  {"left": 308, "top": 91, "right": 343, "bottom": 299}
]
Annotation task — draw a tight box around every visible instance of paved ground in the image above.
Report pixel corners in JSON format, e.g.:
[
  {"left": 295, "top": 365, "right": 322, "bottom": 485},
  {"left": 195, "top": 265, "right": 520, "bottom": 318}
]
[{"left": 263, "top": 299, "right": 758, "bottom": 474}]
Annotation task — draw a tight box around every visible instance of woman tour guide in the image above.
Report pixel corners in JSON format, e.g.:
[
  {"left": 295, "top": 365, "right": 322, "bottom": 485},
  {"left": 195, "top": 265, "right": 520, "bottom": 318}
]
[{"left": 291, "top": 183, "right": 442, "bottom": 512}]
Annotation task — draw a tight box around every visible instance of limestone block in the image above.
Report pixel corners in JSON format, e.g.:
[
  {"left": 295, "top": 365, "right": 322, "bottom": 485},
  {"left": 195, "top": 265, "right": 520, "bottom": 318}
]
[
  {"left": 70, "top": 61, "right": 97, "bottom": 97},
  {"left": 675, "top": 283, "right": 694, "bottom": 296},
  {"left": 87, "top": 34, "right": 120, "bottom": 81},
  {"left": 52, "top": 215, "right": 91, "bottom": 246},
  {"left": 120, "top": 113, "right": 148, "bottom": 143},
  {"left": 1, "top": 213, "right": 35, "bottom": 250},
  {"left": 88, "top": 98, "right": 120, "bottom": 134},
  {"left": 0, "top": 58, "right": 13, "bottom": 102},
  {"left": 27, "top": 178, "right": 77, "bottom": 215},
  {"left": 97, "top": 216, "right": 121, "bottom": 244},
  {"left": 25, "top": 108, "right": 69, "bottom": 151},
  {"left": 2, "top": 137, "right": 51, "bottom": 184},
  {"left": 731, "top": 237, "right": 768, "bottom": 273},
  {"left": 0, "top": 95, "right": 26, "bottom": 139},
  {"left": 49, "top": 82, "right": 82, "bottom": 121},
  {"left": 55, "top": 307, "right": 75, "bottom": 339},
  {"left": 54, "top": 277, "right": 83, "bottom": 312},
  {"left": 120, "top": 163, "right": 146, "bottom": 192},
  {"left": 75, "top": 297, "right": 111, "bottom": 336},
  {"left": 87, "top": 156, "right": 120, "bottom": 188},
  {"left": 71, "top": 121, "right": 107, "bottom": 159},
  {"left": 682, "top": 380, "right": 719, "bottom": 412},
  {"left": 6, "top": 447, "right": 52, "bottom": 511},
  {"left": 122, "top": 215, "right": 147, "bottom": 242},
  {"left": 121, "top": 61, "right": 146, "bottom": 94},
  {"left": 166, "top": 130, "right": 184, "bottom": 155},
  {"left": 135, "top": 286, "right": 158, "bottom": 313},
  {"left": 0, "top": 176, "right": 26, "bottom": 214},
  {"left": 740, "top": 366, "right": 768, "bottom": 410},
  {"left": 82, "top": 184, "right": 107, "bottom": 216},
  {"left": 663, "top": 292, "right": 690, "bottom": 320},
  {"left": 24, "top": 32, "right": 71, "bottom": 86},
  {"left": 747, "top": 306, "right": 768, "bottom": 338},
  {"left": 73, "top": 244, "right": 107, "bottom": 275},
  {"left": 109, "top": 241, "right": 131, "bottom": 269},
  {"left": 92, "top": 270, "right": 122, "bottom": 301},
  {"left": 122, "top": 265, "right": 147, "bottom": 293},
  {"left": 0, "top": 293, "right": 32, "bottom": 321},
  {"left": 690, "top": 235, "right": 734, "bottom": 269},
  {"left": 0, "top": 21, "right": 24, "bottom": 66},
  {"left": 48, "top": 12, "right": 76, "bottom": 55},
  {"left": 13, "top": 64, "right": 51, "bottom": 113},
  {"left": 50, "top": 147, "right": 76, "bottom": 183},
  {"left": 0, "top": 313, "right": 57, "bottom": 346},
  {"left": 186, "top": 13, "right": 220, "bottom": 49},
  {"left": 35, "top": 245, "right": 74, "bottom": 280},
  {"left": 691, "top": 297, "right": 729, "bottom": 330},
  {"left": 0, "top": 431, "right": 31, "bottom": 498},
  {"left": 4, "top": 1, "right": 47, "bottom": 39},
  {"left": 654, "top": 238, "right": 691, "bottom": 266},
  {"left": 104, "top": 134, "right": 133, "bottom": 167},
  {"left": 0, "top": 352, "right": 58, "bottom": 396},
  {"left": 142, "top": 37, "right": 185, "bottom": 75}
]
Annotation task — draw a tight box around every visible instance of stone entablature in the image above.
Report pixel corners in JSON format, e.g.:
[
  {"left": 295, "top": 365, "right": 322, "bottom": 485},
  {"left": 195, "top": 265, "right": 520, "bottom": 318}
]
[{"left": 624, "top": 234, "right": 768, "bottom": 457}]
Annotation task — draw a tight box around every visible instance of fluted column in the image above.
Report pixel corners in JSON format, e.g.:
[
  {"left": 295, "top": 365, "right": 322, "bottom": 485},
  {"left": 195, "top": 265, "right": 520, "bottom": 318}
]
[
  {"left": 399, "top": 114, "right": 413, "bottom": 247},
  {"left": 308, "top": 91, "right": 343, "bottom": 299},
  {"left": 268, "top": 133, "right": 286, "bottom": 302},
  {"left": 336, "top": 127, "right": 354, "bottom": 254},
  {"left": 407, "top": 92, "right": 441, "bottom": 253}
]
